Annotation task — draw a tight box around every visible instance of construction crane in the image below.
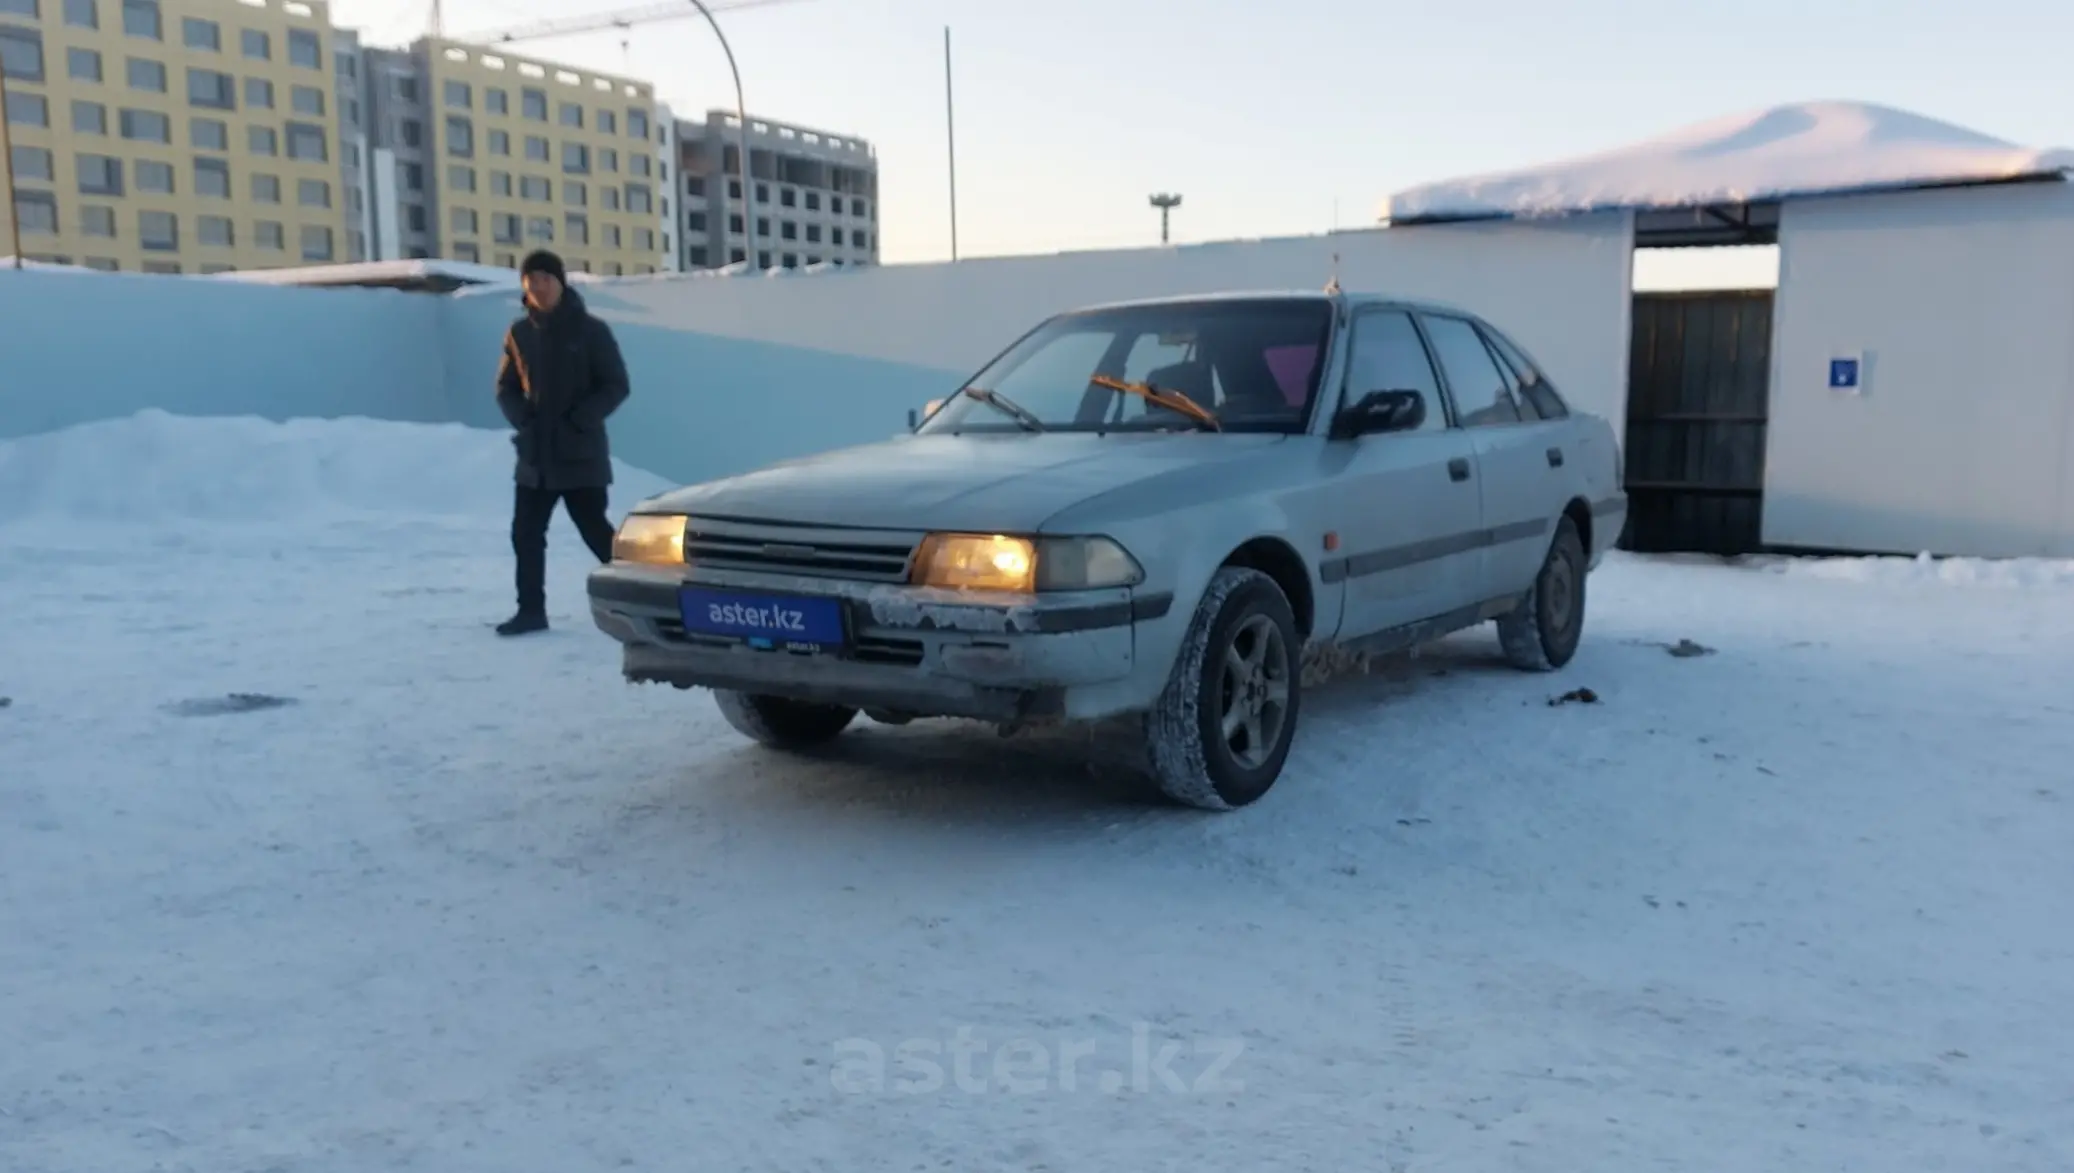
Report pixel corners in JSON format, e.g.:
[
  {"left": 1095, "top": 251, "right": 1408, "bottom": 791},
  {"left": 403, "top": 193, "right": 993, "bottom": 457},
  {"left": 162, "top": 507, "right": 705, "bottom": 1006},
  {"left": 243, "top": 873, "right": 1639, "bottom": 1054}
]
[{"left": 452, "top": 0, "right": 808, "bottom": 47}]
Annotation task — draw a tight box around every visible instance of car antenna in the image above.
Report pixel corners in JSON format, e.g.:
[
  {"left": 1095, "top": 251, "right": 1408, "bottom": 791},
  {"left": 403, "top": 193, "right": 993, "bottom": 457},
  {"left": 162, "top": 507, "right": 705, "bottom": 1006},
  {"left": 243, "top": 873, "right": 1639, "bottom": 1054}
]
[{"left": 1324, "top": 252, "right": 1341, "bottom": 295}]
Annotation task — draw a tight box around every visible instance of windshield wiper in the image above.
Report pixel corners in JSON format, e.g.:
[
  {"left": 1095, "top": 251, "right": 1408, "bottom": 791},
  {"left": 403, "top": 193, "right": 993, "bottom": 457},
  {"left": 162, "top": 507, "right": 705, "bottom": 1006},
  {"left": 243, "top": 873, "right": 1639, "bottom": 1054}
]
[
  {"left": 1088, "top": 374, "right": 1221, "bottom": 431},
  {"left": 961, "top": 386, "right": 1046, "bottom": 432}
]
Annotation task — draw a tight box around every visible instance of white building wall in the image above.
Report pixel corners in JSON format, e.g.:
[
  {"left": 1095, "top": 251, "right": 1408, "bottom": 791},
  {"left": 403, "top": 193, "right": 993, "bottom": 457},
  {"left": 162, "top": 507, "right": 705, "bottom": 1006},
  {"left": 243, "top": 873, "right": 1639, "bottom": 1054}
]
[
  {"left": 1767, "top": 182, "right": 2074, "bottom": 557},
  {"left": 599, "top": 212, "right": 1637, "bottom": 428}
]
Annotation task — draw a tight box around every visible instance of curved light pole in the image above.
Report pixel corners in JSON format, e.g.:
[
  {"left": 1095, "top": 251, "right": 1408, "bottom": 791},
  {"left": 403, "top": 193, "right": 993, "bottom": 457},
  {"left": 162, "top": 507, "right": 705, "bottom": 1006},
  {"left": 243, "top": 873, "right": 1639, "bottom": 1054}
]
[{"left": 686, "top": 0, "right": 755, "bottom": 268}]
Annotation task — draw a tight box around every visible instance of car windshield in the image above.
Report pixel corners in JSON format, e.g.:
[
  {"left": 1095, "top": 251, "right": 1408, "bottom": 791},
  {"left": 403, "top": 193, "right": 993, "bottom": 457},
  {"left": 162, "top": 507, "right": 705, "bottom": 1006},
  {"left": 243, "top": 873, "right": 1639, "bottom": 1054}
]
[{"left": 920, "top": 298, "right": 1335, "bottom": 434}]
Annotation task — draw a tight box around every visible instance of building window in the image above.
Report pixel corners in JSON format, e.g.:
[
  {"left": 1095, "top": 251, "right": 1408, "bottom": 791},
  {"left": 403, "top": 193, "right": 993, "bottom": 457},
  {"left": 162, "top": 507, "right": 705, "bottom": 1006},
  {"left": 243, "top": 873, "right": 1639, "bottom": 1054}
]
[
  {"left": 81, "top": 205, "right": 116, "bottom": 236},
  {"left": 250, "top": 173, "right": 279, "bottom": 202},
  {"left": 450, "top": 207, "right": 476, "bottom": 235},
  {"left": 406, "top": 204, "right": 426, "bottom": 231},
  {"left": 756, "top": 182, "right": 768, "bottom": 203},
  {"left": 779, "top": 186, "right": 795, "bottom": 208},
  {"left": 562, "top": 180, "right": 585, "bottom": 206},
  {"left": 64, "top": 0, "right": 96, "bottom": 27},
  {"left": 198, "top": 214, "right": 233, "bottom": 246},
  {"left": 241, "top": 28, "right": 268, "bottom": 59},
  {"left": 443, "top": 79, "right": 470, "bottom": 108},
  {"left": 561, "top": 142, "right": 589, "bottom": 174},
  {"left": 17, "top": 191, "right": 59, "bottom": 235},
  {"left": 689, "top": 245, "right": 707, "bottom": 267},
  {"left": 595, "top": 109, "right": 616, "bottom": 135},
  {"left": 181, "top": 16, "right": 218, "bottom": 51},
  {"left": 300, "top": 225, "right": 333, "bottom": 261},
  {"left": 685, "top": 210, "right": 708, "bottom": 233},
  {"left": 139, "top": 210, "right": 178, "bottom": 250},
  {"left": 194, "top": 157, "right": 230, "bottom": 198},
  {"left": 256, "top": 220, "right": 284, "bottom": 249},
  {"left": 67, "top": 46, "right": 101, "bottom": 82},
  {"left": 246, "top": 124, "right": 276, "bottom": 155},
  {"left": 727, "top": 179, "right": 740, "bottom": 199},
  {"left": 452, "top": 241, "right": 479, "bottom": 262},
  {"left": 600, "top": 147, "right": 618, "bottom": 173},
  {"left": 727, "top": 214, "right": 741, "bottom": 234},
  {"left": 851, "top": 228, "right": 866, "bottom": 247},
  {"left": 291, "top": 85, "right": 323, "bottom": 116},
  {"left": 851, "top": 198, "right": 865, "bottom": 216},
  {"left": 287, "top": 28, "right": 320, "bottom": 69},
  {"left": 755, "top": 216, "right": 768, "bottom": 238},
  {"left": 76, "top": 154, "right": 123, "bottom": 195},
  {"left": 519, "top": 175, "right": 550, "bottom": 201},
  {"left": 804, "top": 191, "right": 818, "bottom": 211},
  {"left": 780, "top": 220, "right": 797, "bottom": 241},
  {"left": 286, "top": 121, "right": 326, "bottom": 162},
  {"left": 601, "top": 186, "right": 619, "bottom": 211},
  {"left": 485, "top": 87, "right": 507, "bottom": 115},
  {"left": 447, "top": 163, "right": 475, "bottom": 192},
  {"left": 190, "top": 116, "right": 227, "bottom": 150},
  {"left": 188, "top": 67, "right": 235, "bottom": 109},
  {"left": 297, "top": 177, "right": 329, "bottom": 207},
  {"left": 393, "top": 75, "right": 418, "bottom": 102},
  {"left": 121, "top": 0, "right": 160, "bottom": 40},
  {"left": 626, "top": 184, "right": 653, "bottom": 214},
  {"left": 805, "top": 255, "right": 820, "bottom": 267},
  {"left": 635, "top": 228, "right": 655, "bottom": 251},
  {"left": 71, "top": 100, "right": 107, "bottom": 134},
  {"left": 520, "top": 87, "right": 546, "bottom": 120},
  {"left": 729, "top": 248, "right": 744, "bottom": 264},
  {"left": 604, "top": 224, "right": 620, "bottom": 248},
  {"left": 135, "top": 159, "right": 174, "bottom": 193},
  {"left": 244, "top": 77, "right": 273, "bottom": 108},
  {"left": 525, "top": 216, "right": 552, "bottom": 242},
  {"left": 565, "top": 212, "right": 588, "bottom": 245},
  {"left": 804, "top": 224, "right": 819, "bottom": 244},
  {"left": 10, "top": 145, "right": 53, "bottom": 182},
  {"left": 629, "top": 154, "right": 651, "bottom": 178},
  {"left": 558, "top": 101, "right": 581, "bottom": 128},
  {"left": 757, "top": 250, "right": 770, "bottom": 269},
  {"left": 401, "top": 162, "right": 422, "bottom": 191},
  {"left": 400, "top": 119, "right": 422, "bottom": 148},
  {"left": 443, "top": 114, "right": 472, "bottom": 153},
  {"left": 781, "top": 253, "right": 798, "bottom": 269},
  {"left": 492, "top": 213, "right": 520, "bottom": 244},
  {"left": 126, "top": 56, "right": 166, "bottom": 92},
  {"left": 684, "top": 175, "right": 705, "bottom": 198},
  {"left": 627, "top": 108, "right": 648, "bottom": 139},
  {"left": 140, "top": 260, "right": 180, "bottom": 273},
  {"left": 524, "top": 135, "right": 548, "bottom": 162},
  {"left": 491, "top": 171, "right": 512, "bottom": 196},
  {"left": 7, "top": 93, "right": 48, "bottom": 126}
]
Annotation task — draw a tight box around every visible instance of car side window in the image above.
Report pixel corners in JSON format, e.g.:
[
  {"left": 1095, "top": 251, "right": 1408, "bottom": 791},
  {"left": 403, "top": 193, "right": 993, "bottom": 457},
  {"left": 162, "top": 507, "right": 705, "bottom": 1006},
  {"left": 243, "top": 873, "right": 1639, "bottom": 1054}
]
[
  {"left": 1421, "top": 315, "right": 1522, "bottom": 427},
  {"left": 1342, "top": 310, "right": 1445, "bottom": 432},
  {"left": 1481, "top": 324, "right": 1569, "bottom": 420},
  {"left": 1478, "top": 330, "right": 1541, "bottom": 420}
]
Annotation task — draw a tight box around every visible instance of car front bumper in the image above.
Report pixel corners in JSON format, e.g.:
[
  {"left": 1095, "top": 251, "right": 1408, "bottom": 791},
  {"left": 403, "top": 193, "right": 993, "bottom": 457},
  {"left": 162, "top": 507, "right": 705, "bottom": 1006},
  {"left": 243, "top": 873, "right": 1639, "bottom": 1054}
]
[{"left": 587, "top": 563, "right": 1173, "bottom": 723}]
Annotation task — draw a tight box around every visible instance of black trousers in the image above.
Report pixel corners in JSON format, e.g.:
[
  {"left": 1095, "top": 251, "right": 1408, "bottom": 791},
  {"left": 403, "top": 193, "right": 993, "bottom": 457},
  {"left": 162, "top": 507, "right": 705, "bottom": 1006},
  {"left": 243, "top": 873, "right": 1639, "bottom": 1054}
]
[{"left": 512, "top": 484, "right": 616, "bottom": 613}]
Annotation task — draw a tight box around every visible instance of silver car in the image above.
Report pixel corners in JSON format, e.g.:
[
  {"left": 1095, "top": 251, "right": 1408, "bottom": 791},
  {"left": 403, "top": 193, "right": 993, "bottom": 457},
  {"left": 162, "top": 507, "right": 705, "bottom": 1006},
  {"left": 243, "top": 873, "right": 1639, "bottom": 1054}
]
[{"left": 588, "top": 291, "right": 1626, "bottom": 809}]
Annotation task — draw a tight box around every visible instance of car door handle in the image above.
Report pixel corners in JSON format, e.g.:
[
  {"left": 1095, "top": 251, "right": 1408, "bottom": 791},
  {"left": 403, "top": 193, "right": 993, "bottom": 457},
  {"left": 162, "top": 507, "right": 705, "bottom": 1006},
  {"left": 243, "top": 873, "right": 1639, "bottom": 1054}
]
[
  {"left": 1448, "top": 457, "right": 1471, "bottom": 482},
  {"left": 1546, "top": 447, "right": 1565, "bottom": 468}
]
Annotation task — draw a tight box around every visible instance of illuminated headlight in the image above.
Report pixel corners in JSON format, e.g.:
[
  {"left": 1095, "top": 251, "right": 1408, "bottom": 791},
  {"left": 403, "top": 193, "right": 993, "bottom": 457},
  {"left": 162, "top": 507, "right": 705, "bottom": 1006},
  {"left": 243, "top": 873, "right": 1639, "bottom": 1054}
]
[
  {"left": 611, "top": 513, "right": 687, "bottom": 565},
  {"left": 911, "top": 533, "right": 1144, "bottom": 593}
]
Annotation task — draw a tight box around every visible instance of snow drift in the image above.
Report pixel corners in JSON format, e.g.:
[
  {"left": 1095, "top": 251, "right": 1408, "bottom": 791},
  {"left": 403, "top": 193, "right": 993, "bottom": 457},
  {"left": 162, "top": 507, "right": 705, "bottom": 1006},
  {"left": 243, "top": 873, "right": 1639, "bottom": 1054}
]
[
  {"left": 0, "top": 410, "right": 677, "bottom": 527},
  {"left": 1383, "top": 100, "right": 2074, "bottom": 222}
]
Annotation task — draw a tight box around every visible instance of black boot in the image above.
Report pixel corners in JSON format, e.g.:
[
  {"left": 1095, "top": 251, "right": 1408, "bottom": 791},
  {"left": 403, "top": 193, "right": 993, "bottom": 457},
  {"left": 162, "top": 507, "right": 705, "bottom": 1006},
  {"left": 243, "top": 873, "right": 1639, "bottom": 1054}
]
[{"left": 496, "top": 609, "right": 548, "bottom": 636}]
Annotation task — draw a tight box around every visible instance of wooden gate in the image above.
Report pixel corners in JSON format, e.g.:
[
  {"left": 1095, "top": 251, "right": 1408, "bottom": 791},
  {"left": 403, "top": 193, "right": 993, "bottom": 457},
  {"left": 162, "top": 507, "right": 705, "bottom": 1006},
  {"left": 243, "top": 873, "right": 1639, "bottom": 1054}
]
[{"left": 1621, "top": 291, "right": 1775, "bottom": 555}]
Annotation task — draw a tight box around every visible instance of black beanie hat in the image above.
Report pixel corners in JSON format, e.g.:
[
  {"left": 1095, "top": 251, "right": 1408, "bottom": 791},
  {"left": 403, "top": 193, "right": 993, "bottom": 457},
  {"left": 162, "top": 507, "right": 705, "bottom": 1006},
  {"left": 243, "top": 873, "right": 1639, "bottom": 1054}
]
[{"left": 519, "top": 249, "right": 566, "bottom": 284}]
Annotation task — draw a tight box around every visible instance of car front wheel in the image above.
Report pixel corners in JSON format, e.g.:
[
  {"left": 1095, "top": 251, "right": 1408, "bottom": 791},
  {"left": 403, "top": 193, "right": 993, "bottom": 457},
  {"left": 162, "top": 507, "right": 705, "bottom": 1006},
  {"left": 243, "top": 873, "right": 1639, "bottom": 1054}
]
[
  {"left": 1144, "top": 566, "right": 1302, "bottom": 810},
  {"left": 713, "top": 690, "right": 858, "bottom": 748}
]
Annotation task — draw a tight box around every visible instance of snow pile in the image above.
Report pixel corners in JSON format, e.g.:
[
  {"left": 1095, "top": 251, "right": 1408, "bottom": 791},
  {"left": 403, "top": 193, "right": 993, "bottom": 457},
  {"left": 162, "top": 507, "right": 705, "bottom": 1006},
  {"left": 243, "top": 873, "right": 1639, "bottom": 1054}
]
[
  {"left": 1773, "top": 550, "right": 2074, "bottom": 589},
  {"left": 0, "top": 410, "right": 675, "bottom": 527},
  {"left": 1383, "top": 100, "right": 2074, "bottom": 222}
]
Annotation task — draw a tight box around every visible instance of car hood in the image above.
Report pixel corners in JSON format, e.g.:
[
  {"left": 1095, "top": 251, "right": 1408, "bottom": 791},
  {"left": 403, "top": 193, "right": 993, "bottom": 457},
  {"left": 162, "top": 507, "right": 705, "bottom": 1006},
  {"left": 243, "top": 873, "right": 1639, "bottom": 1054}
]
[{"left": 641, "top": 431, "right": 1290, "bottom": 532}]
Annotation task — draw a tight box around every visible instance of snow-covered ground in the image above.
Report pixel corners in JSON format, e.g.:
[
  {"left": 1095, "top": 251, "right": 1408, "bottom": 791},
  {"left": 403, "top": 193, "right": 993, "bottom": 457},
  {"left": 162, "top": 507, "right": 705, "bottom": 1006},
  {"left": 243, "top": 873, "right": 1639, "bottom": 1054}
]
[{"left": 3, "top": 413, "right": 2072, "bottom": 1172}]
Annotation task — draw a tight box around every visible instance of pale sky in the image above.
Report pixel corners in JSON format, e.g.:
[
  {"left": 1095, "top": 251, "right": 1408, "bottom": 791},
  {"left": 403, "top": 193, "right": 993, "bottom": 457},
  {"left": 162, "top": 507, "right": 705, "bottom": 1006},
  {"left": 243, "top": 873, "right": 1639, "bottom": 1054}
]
[{"left": 330, "top": 0, "right": 2074, "bottom": 265}]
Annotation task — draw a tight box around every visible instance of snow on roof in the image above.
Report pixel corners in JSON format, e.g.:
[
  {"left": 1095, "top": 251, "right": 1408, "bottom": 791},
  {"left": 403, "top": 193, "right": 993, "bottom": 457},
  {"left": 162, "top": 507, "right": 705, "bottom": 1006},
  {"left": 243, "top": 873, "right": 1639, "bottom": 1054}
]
[
  {"left": 205, "top": 259, "right": 604, "bottom": 288},
  {"left": 1382, "top": 101, "right": 2074, "bottom": 224}
]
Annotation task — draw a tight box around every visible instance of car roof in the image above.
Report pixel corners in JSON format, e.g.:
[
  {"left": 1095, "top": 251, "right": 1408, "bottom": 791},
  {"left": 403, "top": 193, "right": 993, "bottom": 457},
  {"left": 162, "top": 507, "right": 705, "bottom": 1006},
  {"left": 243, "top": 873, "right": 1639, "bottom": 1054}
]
[{"left": 1057, "top": 288, "right": 1484, "bottom": 319}]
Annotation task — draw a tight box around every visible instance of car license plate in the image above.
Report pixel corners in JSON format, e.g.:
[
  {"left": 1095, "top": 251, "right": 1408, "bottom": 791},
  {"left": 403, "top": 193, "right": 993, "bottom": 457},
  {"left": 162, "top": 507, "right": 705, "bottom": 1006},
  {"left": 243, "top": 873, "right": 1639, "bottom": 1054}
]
[{"left": 678, "top": 587, "right": 847, "bottom": 652}]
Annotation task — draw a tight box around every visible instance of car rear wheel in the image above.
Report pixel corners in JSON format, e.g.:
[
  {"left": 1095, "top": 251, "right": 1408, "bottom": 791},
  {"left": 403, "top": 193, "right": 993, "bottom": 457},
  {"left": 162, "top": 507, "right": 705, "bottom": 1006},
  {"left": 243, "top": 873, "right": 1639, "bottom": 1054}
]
[
  {"left": 1144, "top": 566, "right": 1302, "bottom": 811},
  {"left": 713, "top": 690, "right": 858, "bottom": 748},
  {"left": 1497, "top": 515, "right": 1587, "bottom": 672}
]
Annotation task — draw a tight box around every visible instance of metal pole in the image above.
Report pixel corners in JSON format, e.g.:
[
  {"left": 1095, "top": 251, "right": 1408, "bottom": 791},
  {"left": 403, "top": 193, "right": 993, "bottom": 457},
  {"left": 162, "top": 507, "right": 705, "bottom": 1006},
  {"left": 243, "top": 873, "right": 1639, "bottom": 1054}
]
[
  {"left": 944, "top": 25, "right": 957, "bottom": 262},
  {"left": 686, "top": 0, "right": 753, "bottom": 267},
  {"left": 0, "top": 57, "right": 21, "bottom": 269}
]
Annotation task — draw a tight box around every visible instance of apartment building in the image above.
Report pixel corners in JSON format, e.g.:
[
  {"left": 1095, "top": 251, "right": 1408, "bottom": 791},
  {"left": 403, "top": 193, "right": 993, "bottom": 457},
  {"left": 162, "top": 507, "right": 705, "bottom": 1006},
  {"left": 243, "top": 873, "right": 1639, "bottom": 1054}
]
[
  {"left": 676, "top": 108, "right": 877, "bottom": 271},
  {"left": 1, "top": 0, "right": 349, "bottom": 272}
]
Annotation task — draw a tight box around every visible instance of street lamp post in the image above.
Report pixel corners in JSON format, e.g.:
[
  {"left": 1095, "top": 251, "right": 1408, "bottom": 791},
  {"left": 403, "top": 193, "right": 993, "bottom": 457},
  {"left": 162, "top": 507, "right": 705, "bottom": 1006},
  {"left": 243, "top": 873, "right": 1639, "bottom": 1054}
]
[
  {"left": 0, "top": 56, "right": 22, "bottom": 269},
  {"left": 1149, "top": 192, "right": 1181, "bottom": 245},
  {"left": 685, "top": 0, "right": 755, "bottom": 268}
]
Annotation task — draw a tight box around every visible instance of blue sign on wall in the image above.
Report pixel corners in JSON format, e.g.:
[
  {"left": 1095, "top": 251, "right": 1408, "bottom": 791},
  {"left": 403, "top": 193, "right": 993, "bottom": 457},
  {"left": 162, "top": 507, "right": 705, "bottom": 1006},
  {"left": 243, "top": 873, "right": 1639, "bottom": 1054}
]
[{"left": 1828, "top": 357, "right": 1861, "bottom": 391}]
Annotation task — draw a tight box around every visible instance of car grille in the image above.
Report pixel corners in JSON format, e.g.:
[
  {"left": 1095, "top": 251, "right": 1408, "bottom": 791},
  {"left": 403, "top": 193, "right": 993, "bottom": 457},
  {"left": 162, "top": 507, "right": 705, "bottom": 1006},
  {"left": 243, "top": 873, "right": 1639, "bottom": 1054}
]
[
  {"left": 654, "top": 619, "right": 925, "bottom": 667},
  {"left": 682, "top": 515, "right": 922, "bottom": 583}
]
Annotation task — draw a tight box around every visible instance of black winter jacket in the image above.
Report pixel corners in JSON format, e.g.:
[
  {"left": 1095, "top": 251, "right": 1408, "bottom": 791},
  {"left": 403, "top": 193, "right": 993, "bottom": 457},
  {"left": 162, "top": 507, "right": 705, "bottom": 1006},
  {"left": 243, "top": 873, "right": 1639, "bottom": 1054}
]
[{"left": 495, "top": 286, "right": 631, "bottom": 490}]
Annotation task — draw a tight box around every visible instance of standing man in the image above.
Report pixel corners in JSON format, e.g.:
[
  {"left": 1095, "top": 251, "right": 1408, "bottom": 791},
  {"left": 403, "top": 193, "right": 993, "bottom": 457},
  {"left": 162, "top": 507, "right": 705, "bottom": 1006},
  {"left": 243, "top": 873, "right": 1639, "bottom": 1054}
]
[{"left": 494, "top": 249, "right": 631, "bottom": 636}]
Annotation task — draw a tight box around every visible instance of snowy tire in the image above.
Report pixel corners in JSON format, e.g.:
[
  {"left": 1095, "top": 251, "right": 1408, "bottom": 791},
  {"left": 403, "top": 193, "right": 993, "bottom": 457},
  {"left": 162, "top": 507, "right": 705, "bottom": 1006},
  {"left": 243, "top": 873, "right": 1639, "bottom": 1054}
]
[
  {"left": 1497, "top": 515, "right": 1587, "bottom": 672},
  {"left": 1143, "top": 567, "right": 1302, "bottom": 811},
  {"left": 713, "top": 690, "right": 858, "bottom": 748}
]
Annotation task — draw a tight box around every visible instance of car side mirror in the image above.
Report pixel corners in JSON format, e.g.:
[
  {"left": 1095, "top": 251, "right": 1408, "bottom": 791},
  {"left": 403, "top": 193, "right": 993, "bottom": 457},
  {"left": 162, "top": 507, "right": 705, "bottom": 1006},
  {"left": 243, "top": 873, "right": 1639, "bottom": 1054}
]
[{"left": 1330, "top": 389, "right": 1426, "bottom": 440}]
